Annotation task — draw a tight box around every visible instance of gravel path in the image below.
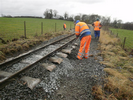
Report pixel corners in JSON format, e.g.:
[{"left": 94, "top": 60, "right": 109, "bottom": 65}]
[
  {"left": 51, "top": 27, "right": 105, "bottom": 100},
  {"left": 0, "top": 26, "right": 106, "bottom": 100}
]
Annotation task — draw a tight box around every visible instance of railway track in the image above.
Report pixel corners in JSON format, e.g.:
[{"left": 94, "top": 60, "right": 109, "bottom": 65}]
[{"left": 0, "top": 33, "right": 77, "bottom": 89}]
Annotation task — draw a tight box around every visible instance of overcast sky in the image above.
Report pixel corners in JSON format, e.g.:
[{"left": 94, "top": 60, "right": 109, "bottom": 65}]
[{"left": 0, "top": 0, "right": 132, "bottom": 23}]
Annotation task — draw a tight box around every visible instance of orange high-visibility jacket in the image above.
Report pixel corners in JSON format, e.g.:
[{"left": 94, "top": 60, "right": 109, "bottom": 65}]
[
  {"left": 75, "top": 22, "right": 91, "bottom": 40},
  {"left": 93, "top": 21, "right": 102, "bottom": 31},
  {"left": 63, "top": 24, "right": 66, "bottom": 28}
]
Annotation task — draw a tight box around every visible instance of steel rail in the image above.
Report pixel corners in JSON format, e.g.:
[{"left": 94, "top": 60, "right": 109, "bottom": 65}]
[
  {"left": 0, "top": 34, "right": 75, "bottom": 67},
  {"left": 0, "top": 36, "right": 76, "bottom": 88}
]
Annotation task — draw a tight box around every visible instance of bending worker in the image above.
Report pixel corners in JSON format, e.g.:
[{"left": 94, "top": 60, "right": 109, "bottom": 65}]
[
  {"left": 75, "top": 20, "right": 91, "bottom": 60},
  {"left": 92, "top": 18, "right": 102, "bottom": 39},
  {"left": 63, "top": 23, "right": 66, "bottom": 30}
]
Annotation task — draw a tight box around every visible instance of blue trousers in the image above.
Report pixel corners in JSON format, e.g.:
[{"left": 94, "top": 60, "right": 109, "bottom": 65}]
[{"left": 94, "top": 31, "right": 100, "bottom": 38}]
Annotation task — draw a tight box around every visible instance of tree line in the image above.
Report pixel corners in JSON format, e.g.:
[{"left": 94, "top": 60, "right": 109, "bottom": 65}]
[
  {"left": 2, "top": 8, "right": 133, "bottom": 30},
  {"left": 43, "top": 9, "right": 133, "bottom": 30}
]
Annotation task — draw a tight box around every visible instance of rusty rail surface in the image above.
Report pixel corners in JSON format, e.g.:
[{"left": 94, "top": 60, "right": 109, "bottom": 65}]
[
  {"left": 0, "top": 34, "right": 76, "bottom": 89},
  {"left": 0, "top": 34, "right": 75, "bottom": 67}
]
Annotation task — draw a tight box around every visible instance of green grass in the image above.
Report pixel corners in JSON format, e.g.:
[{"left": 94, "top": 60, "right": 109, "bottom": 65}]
[
  {"left": 0, "top": 17, "right": 74, "bottom": 43},
  {"left": 109, "top": 28, "right": 133, "bottom": 50}
]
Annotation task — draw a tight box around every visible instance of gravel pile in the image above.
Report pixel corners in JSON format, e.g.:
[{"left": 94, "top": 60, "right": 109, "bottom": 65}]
[{"left": 0, "top": 28, "right": 106, "bottom": 100}]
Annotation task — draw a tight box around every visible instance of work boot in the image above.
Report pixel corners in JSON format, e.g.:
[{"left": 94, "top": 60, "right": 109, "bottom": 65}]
[
  {"left": 76, "top": 56, "right": 82, "bottom": 60},
  {"left": 77, "top": 55, "right": 83, "bottom": 60},
  {"left": 84, "top": 57, "right": 89, "bottom": 59}
]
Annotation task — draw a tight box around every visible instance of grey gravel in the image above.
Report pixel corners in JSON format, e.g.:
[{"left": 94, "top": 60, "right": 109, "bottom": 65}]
[{"left": 0, "top": 27, "right": 106, "bottom": 100}]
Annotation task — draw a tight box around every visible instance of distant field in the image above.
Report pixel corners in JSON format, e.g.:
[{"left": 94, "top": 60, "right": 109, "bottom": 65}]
[
  {"left": 0, "top": 17, "right": 74, "bottom": 42},
  {"left": 109, "top": 28, "right": 133, "bottom": 50}
]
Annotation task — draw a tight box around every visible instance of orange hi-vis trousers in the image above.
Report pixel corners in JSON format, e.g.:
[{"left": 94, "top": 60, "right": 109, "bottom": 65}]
[{"left": 77, "top": 35, "right": 91, "bottom": 59}]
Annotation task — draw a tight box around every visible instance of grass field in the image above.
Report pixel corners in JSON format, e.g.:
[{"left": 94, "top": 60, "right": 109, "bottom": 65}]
[
  {"left": 109, "top": 28, "right": 133, "bottom": 50},
  {"left": 0, "top": 17, "right": 74, "bottom": 43}
]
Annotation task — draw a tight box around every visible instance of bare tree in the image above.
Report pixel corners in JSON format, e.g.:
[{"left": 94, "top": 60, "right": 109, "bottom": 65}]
[
  {"left": 81, "top": 14, "right": 88, "bottom": 22},
  {"left": 101, "top": 16, "right": 111, "bottom": 26},
  {"left": 43, "top": 9, "right": 49, "bottom": 18},
  {"left": 53, "top": 10, "right": 58, "bottom": 18},
  {"left": 112, "top": 19, "right": 118, "bottom": 28},
  {"left": 64, "top": 12, "right": 68, "bottom": 20},
  {"left": 88, "top": 14, "right": 101, "bottom": 24},
  {"left": 67, "top": 15, "right": 74, "bottom": 21},
  {"left": 43, "top": 9, "right": 53, "bottom": 19},
  {"left": 49, "top": 9, "right": 53, "bottom": 19},
  {"left": 122, "top": 22, "right": 133, "bottom": 30},
  {"left": 117, "top": 19, "right": 122, "bottom": 28},
  {"left": 74, "top": 14, "right": 81, "bottom": 21}
]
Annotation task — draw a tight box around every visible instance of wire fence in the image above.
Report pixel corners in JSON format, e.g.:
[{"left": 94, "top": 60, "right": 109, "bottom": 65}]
[
  {"left": 109, "top": 30, "right": 133, "bottom": 54},
  {"left": 0, "top": 20, "right": 74, "bottom": 44},
  {"left": 23, "top": 21, "right": 74, "bottom": 39}
]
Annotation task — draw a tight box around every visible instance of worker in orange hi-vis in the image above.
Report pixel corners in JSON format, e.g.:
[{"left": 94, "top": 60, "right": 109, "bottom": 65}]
[
  {"left": 75, "top": 20, "right": 91, "bottom": 60},
  {"left": 92, "top": 18, "right": 102, "bottom": 40},
  {"left": 63, "top": 23, "right": 66, "bottom": 30}
]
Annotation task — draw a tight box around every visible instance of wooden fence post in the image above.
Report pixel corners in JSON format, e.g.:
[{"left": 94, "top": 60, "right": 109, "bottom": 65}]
[
  {"left": 116, "top": 33, "right": 118, "bottom": 37},
  {"left": 24, "top": 21, "right": 26, "bottom": 39},
  {"left": 55, "top": 23, "right": 56, "bottom": 32},
  {"left": 123, "top": 37, "right": 126, "bottom": 49},
  {"left": 41, "top": 22, "right": 43, "bottom": 34}
]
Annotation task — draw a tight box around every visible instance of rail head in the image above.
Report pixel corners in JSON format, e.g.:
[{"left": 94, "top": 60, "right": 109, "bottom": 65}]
[
  {"left": 0, "top": 34, "right": 75, "bottom": 67},
  {"left": 0, "top": 36, "right": 76, "bottom": 88}
]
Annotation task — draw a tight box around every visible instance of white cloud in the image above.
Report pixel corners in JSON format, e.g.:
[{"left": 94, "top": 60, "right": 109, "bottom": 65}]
[{"left": 0, "top": 0, "right": 133, "bottom": 23}]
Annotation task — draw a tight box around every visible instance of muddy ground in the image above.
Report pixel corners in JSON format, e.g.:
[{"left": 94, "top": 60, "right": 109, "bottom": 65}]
[{"left": 0, "top": 26, "right": 106, "bottom": 100}]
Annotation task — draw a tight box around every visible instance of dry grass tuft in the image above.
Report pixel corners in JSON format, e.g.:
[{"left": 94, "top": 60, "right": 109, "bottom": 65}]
[
  {"left": 0, "top": 31, "right": 72, "bottom": 62},
  {"left": 105, "top": 51, "right": 116, "bottom": 56},
  {"left": 104, "top": 76, "right": 133, "bottom": 99},
  {"left": 92, "top": 29, "right": 133, "bottom": 100},
  {"left": 99, "top": 30, "right": 119, "bottom": 45},
  {"left": 117, "top": 50, "right": 128, "bottom": 57},
  {"left": 100, "top": 61, "right": 115, "bottom": 68},
  {"left": 104, "top": 68, "right": 127, "bottom": 79},
  {"left": 118, "top": 56, "right": 129, "bottom": 60},
  {"left": 92, "top": 86, "right": 106, "bottom": 100},
  {"left": 22, "top": 43, "right": 30, "bottom": 50},
  {"left": 92, "top": 85, "right": 118, "bottom": 100},
  {"left": 15, "top": 44, "right": 23, "bottom": 51},
  {"left": 0, "top": 51, "right": 6, "bottom": 61}
]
